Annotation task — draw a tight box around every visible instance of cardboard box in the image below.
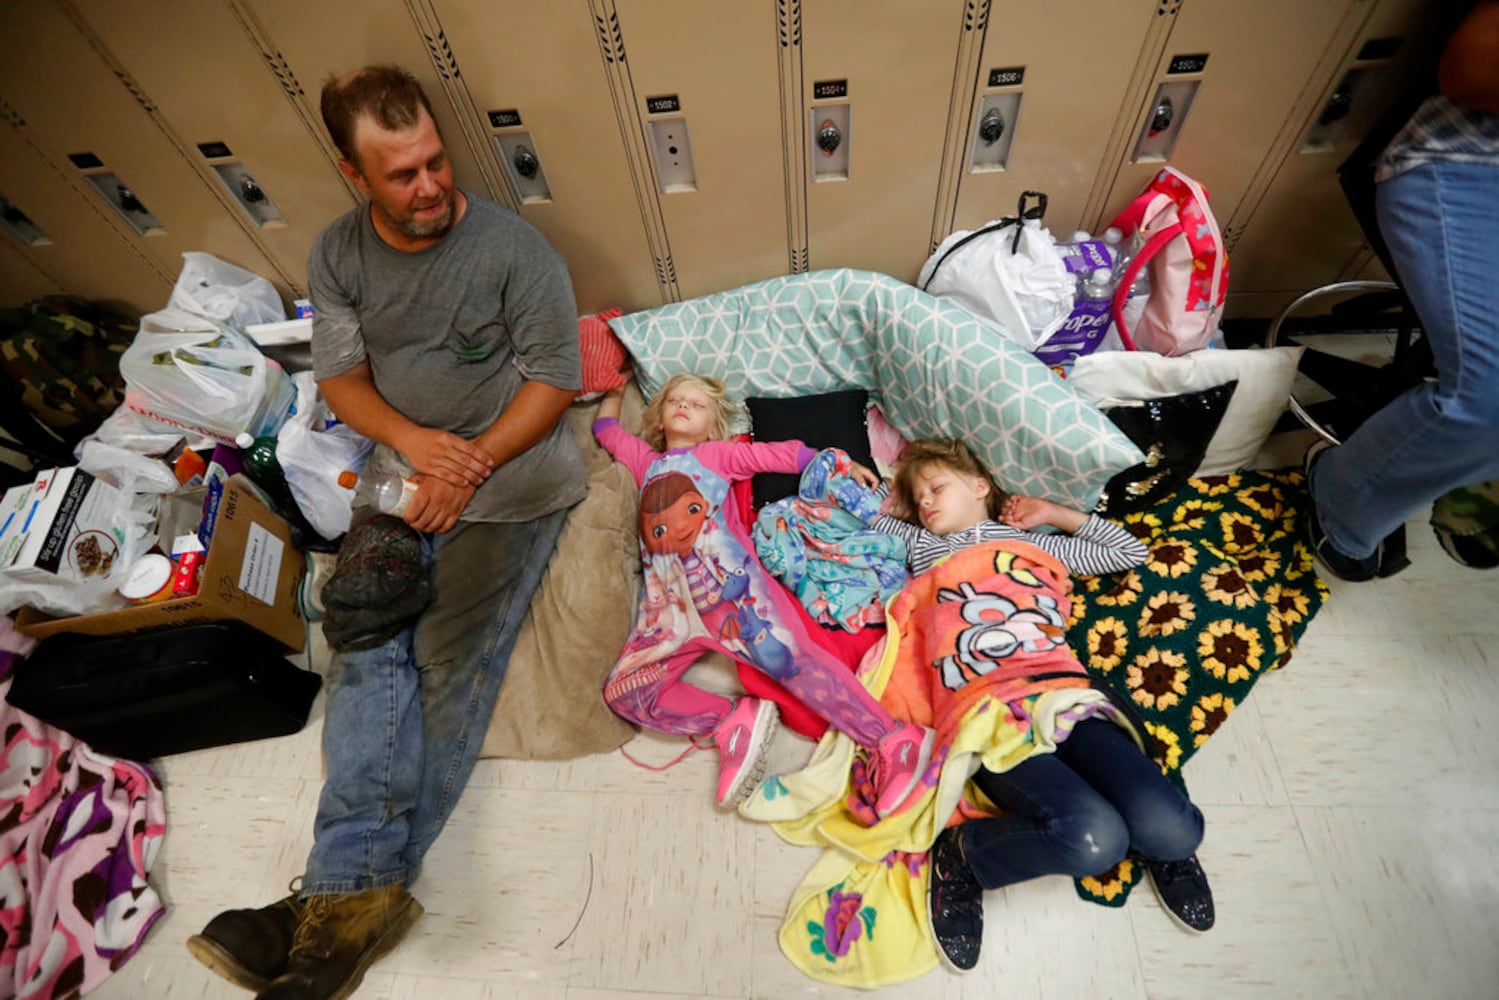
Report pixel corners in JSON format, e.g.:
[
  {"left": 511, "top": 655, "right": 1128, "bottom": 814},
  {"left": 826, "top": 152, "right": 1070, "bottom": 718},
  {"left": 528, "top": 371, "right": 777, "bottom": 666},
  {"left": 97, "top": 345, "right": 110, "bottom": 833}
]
[
  {"left": 15, "top": 475, "right": 307, "bottom": 651},
  {"left": 2, "top": 468, "right": 128, "bottom": 584}
]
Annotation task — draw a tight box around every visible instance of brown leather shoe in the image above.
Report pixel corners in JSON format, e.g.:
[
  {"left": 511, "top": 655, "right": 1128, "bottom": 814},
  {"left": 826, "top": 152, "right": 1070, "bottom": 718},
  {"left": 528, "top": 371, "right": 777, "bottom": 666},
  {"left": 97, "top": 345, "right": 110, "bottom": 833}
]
[
  {"left": 186, "top": 892, "right": 304, "bottom": 991},
  {"left": 254, "top": 885, "right": 423, "bottom": 1000}
]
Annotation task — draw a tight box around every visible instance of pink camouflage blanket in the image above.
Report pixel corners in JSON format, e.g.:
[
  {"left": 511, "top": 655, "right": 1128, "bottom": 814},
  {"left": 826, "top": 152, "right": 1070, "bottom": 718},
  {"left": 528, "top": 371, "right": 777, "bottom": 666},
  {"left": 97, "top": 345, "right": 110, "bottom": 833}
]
[{"left": 0, "top": 629, "right": 166, "bottom": 999}]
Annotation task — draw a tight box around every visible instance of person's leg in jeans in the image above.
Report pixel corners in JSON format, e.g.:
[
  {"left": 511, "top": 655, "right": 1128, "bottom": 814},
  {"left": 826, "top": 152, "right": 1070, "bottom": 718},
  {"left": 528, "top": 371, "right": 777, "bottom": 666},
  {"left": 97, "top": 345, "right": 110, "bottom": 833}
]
[
  {"left": 961, "top": 749, "right": 1131, "bottom": 889},
  {"left": 1051, "top": 717, "right": 1204, "bottom": 863},
  {"left": 401, "top": 507, "right": 570, "bottom": 875},
  {"left": 960, "top": 719, "right": 1201, "bottom": 889},
  {"left": 303, "top": 507, "right": 570, "bottom": 891},
  {"left": 303, "top": 531, "right": 435, "bottom": 896},
  {"left": 1311, "top": 159, "right": 1499, "bottom": 559}
]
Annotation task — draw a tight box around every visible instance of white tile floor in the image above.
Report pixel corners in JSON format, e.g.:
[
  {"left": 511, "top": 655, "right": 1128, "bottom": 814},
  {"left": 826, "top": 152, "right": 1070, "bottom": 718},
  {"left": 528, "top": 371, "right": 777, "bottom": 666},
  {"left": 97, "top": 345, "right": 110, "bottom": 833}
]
[{"left": 93, "top": 476, "right": 1499, "bottom": 1000}]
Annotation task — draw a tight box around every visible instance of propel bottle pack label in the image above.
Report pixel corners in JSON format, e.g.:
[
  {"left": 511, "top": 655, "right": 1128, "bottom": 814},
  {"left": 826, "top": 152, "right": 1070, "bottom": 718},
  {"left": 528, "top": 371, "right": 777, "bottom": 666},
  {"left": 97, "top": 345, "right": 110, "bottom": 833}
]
[
  {"left": 1033, "top": 297, "right": 1111, "bottom": 368},
  {"left": 1056, "top": 239, "right": 1113, "bottom": 277}
]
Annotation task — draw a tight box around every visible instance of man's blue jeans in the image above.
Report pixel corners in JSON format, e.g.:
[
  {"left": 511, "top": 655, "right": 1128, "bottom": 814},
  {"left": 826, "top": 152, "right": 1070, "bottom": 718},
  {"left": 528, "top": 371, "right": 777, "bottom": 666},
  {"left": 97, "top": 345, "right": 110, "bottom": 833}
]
[
  {"left": 961, "top": 719, "right": 1203, "bottom": 889},
  {"left": 303, "top": 507, "right": 570, "bottom": 895},
  {"left": 1311, "top": 158, "right": 1499, "bottom": 559}
]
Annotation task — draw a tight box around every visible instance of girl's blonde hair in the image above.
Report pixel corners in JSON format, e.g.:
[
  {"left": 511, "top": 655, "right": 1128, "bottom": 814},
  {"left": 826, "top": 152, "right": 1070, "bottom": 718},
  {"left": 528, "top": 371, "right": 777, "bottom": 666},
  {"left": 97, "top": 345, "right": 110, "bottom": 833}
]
[
  {"left": 889, "top": 437, "right": 1009, "bottom": 522},
  {"left": 641, "top": 373, "right": 739, "bottom": 451}
]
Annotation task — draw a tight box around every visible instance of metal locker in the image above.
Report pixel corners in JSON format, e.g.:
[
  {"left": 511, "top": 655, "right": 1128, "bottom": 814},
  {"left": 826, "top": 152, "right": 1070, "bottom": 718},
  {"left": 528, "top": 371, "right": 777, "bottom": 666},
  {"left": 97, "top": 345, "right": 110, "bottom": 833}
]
[
  {"left": 952, "top": 0, "right": 1159, "bottom": 241},
  {"left": 801, "top": 0, "right": 967, "bottom": 283},
  {"left": 1092, "top": 0, "right": 1357, "bottom": 235},
  {"left": 0, "top": 239, "right": 63, "bottom": 308},
  {"left": 611, "top": 0, "right": 789, "bottom": 301},
  {"left": 0, "top": 3, "right": 287, "bottom": 302},
  {"left": 424, "top": 0, "right": 662, "bottom": 312},
  {"left": 1222, "top": 0, "right": 1442, "bottom": 306},
  {"left": 69, "top": 0, "right": 359, "bottom": 295},
  {"left": 0, "top": 124, "right": 172, "bottom": 314}
]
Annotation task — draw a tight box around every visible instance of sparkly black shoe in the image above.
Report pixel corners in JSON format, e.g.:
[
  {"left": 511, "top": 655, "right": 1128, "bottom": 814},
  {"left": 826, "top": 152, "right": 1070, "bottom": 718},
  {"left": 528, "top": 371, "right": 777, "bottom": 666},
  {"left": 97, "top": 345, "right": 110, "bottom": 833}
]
[
  {"left": 1144, "top": 853, "right": 1215, "bottom": 933},
  {"left": 927, "top": 826, "right": 984, "bottom": 972}
]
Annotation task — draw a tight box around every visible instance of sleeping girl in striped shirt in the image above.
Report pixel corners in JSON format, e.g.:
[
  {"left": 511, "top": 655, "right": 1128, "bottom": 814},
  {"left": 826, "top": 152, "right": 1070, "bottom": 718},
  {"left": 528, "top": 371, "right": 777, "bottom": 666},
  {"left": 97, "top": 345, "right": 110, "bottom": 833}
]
[
  {"left": 865, "top": 436, "right": 1214, "bottom": 972},
  {"left": 869, "top": 436, "right": 1146, "bottom": 577}
]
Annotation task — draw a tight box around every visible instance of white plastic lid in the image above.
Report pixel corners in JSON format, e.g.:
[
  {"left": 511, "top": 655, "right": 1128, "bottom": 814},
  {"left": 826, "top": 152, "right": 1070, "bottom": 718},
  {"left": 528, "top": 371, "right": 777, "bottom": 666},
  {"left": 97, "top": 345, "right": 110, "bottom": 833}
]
[
  {"left": 1088, "top": 268, "right": 1113, "bottom": 285},
  {"left": 235, "top": 432, "right": 255, "bottom": 449},
  {"left": 1070, "top": 230, "right": 1092, "bottom": 243},
  {"left": 1103, "top": 226, "right": 1124, "bottom": 244},
  {"left": 118, "top": 553, "right": 174, "bottom": 600}
]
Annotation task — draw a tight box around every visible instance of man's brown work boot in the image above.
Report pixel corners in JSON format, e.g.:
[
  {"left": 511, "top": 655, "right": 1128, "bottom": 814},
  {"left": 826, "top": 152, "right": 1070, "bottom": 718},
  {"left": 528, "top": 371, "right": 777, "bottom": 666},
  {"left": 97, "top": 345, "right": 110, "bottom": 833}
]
[
  {"left": 186, "top": 892, "right": 305, "bottom": 990},
  {"left": 254, "top": 885, "right": 423, "bottom": 1000}
]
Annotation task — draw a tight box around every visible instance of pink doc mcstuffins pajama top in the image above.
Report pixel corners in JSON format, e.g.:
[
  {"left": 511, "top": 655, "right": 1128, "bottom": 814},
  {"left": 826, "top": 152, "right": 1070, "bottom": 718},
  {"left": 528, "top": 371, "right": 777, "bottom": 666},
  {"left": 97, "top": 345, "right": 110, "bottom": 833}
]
[{"left": 593, "top": 417, "right": 899, "bottom": 746}]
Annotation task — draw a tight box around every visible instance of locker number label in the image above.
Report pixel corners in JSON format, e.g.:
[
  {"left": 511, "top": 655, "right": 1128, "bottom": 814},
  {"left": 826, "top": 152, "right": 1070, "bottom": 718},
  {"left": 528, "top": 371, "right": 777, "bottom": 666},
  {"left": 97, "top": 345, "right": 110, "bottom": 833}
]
[
  {"left": 488, "top": 110, "right": 523, "bottom": 128},
  {"left": 813, "top": 80, "right": 848, "bottom": 100},
  {"left": 646, "top": 95, "right": 681, "bottom": 114},
  {"left": 1167, "top": 53, "right": 1209, "bottom": 75},
  {"left": 987, "top": 67, "right": 1025, "bottom": 88}
]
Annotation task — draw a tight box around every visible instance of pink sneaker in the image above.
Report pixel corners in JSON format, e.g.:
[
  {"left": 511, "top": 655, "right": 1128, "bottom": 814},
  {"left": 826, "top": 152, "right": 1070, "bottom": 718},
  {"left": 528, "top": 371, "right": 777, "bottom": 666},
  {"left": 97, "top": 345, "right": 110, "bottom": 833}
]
[
  {"left": 871, "top": 722, "right": 935, "bottom": 818},
  {"left": 713, "top": 697, "right": 779, "bottom": 807}
]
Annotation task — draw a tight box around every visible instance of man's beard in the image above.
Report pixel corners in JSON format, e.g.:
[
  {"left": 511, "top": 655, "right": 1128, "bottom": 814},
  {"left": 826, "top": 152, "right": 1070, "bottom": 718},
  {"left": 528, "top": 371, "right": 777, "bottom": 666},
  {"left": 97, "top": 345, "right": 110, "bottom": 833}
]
[{"left": 380, "top": 195, "right": 454, "bottom": 240}]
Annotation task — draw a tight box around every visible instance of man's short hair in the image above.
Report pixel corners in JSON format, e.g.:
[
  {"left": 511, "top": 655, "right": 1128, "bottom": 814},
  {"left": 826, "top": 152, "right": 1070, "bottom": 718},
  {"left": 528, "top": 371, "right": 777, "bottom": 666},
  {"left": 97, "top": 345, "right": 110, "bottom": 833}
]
[{"left": 320, "top": 65, "right": 436, "bottom": 168}]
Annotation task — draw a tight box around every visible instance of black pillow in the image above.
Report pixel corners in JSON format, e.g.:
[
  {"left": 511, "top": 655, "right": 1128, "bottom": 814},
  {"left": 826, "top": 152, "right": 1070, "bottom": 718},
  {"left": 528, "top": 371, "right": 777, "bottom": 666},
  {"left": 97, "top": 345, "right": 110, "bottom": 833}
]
[
  {"left": 746, "top": 389, "right": 875, "bottom": 509},
  {"left": 1095, "top": 381, "right": 1238, "bottom": 517}
]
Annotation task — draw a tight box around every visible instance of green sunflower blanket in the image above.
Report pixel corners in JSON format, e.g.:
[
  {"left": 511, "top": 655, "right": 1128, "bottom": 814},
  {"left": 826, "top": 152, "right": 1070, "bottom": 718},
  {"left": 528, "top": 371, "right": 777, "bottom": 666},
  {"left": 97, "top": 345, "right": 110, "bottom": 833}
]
[{"left": 1066, "top": 468, "right": 1327, "bottom": 903}]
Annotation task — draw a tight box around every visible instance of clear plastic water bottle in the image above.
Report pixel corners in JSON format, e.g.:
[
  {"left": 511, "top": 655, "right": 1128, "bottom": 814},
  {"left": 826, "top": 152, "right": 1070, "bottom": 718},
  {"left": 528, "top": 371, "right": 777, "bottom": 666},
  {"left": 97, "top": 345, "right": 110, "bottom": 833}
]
[
  {"left": 1081, "top": 267, "right": 1115, "bottom": 303},
  {"left": 371, "top": 474, "right": 420, "bottom": 517},
  {"left": 1102, "top": 226, "right": 1125, "bottom": 259},
  {"left": 1113, "top": 229, "right": 1150, "bottom": 297},
  {"left": 1035, "top": 268, "right": 1116, "bottom": 368}
]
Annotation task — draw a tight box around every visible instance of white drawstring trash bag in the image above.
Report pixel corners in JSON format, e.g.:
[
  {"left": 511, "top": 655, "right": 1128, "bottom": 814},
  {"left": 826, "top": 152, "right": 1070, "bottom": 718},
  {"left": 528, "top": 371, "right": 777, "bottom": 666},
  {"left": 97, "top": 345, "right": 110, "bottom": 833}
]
[{"left": 918, "top": 191, "right": 1075, "bottom": 351}]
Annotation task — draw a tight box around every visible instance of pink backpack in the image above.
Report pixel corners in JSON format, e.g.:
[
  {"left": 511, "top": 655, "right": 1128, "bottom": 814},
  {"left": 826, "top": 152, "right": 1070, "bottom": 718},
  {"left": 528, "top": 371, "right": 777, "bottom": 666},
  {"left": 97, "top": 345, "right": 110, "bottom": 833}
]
[{"left": 1107, "top": 167, "right": 1228, "bottom": 356}]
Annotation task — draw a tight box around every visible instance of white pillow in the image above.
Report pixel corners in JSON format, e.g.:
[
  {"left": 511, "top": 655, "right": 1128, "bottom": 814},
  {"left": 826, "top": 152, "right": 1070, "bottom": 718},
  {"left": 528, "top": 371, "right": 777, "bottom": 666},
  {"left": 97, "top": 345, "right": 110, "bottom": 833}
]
[{"left": 1066, "top": 346, "right": 1305, "bottom": 476}]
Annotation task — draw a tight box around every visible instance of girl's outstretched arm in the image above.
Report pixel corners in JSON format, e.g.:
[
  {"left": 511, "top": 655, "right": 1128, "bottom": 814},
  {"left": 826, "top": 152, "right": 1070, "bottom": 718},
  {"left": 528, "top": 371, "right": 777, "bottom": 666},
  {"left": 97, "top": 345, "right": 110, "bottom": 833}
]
[{"left": 598, "top": 385, "right": 625, "bottom": 423}]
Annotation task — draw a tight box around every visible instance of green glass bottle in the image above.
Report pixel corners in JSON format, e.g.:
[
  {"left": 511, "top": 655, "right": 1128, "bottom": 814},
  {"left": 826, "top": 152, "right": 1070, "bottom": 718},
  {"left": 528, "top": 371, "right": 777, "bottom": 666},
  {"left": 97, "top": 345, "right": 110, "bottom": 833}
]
[
  {"left": 233, "top": 432, "right": 338, "bottom": 551},
  {"left": 235, "top": 432, "right": 297, "bottom": 517}
]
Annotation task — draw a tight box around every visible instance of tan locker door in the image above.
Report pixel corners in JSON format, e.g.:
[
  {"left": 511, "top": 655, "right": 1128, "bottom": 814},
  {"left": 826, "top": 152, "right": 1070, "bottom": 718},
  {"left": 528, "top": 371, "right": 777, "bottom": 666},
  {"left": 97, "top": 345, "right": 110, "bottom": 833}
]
[
  {"left": 0, "top": 4, "right": 284, "bottom": 294},
  {"left": 955, "top": 0, "right": 1157, "bottom": 238},
  {"left": 71, "top": 0, "right": 356, "bottom": 292},
  {"left": 1098, "top": 0, "right": 1355, "bottom": 230},
  {"left": 1225, "top": 0, "right": 1439, "bottom": 298},
  {"left": 0, "top": 240, "right": 64, "bottom": 307},
  {"left": 803, "top": 0, "right": 966, "bottom": 283},
  {"left": 613, "top": 1, "right": 788, "bottom": 300},
  {"left": 427, "top": 0, "right": 659, "bottom": 313},
  {"left": 0, "top": 134, "right": 171, "bottom": 314},
  {"left": 247, "top": 0, "right": 491, "bottom": 207}
]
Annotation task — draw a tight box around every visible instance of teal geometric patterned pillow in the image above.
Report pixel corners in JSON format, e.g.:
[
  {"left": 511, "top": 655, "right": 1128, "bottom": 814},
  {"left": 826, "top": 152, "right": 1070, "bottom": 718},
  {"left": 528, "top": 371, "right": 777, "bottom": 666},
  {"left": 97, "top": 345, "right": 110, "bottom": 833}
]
[{"left": 609, "top": 269, "right": 1142, "bottom": 511}]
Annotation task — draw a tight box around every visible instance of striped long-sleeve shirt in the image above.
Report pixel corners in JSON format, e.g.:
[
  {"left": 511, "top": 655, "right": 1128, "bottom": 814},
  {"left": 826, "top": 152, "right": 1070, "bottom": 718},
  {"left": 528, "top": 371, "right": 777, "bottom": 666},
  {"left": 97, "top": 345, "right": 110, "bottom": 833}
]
[{"left": 869, "top": 506, "right": 1147, "bottom": 578}]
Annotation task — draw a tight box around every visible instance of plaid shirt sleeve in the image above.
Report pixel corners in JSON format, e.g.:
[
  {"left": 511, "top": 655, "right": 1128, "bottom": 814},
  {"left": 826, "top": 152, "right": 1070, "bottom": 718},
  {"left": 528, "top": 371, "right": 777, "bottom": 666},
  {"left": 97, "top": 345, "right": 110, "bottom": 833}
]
[{"left": 1375, "top": 95, "right": 1499, "bottom": 182}]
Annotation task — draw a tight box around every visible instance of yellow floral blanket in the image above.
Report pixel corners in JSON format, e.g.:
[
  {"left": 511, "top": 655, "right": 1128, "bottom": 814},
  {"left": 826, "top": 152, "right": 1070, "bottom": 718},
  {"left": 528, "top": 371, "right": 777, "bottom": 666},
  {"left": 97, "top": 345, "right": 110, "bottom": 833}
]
[{"left": 739, "top": 540, "right": 1122, "bottom": 987}]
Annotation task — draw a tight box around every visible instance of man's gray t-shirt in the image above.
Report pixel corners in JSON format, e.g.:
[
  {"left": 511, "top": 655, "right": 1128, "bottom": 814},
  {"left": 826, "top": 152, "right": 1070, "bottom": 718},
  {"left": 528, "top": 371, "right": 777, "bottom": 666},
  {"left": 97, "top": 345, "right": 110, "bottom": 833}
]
[{"left": 308, "top": 192, "right": 586, "bottom": 522}]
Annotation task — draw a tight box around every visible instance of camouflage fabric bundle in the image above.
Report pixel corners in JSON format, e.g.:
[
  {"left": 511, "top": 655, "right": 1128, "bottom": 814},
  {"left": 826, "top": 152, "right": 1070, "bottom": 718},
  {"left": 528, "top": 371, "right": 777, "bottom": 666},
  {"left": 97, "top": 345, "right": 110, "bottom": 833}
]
[
  {"left": 0, "top": 296, "right": 136, "bottom": 433},
  {"left": 1431, "top": 479, "right": 1499, "bottom": 569}
]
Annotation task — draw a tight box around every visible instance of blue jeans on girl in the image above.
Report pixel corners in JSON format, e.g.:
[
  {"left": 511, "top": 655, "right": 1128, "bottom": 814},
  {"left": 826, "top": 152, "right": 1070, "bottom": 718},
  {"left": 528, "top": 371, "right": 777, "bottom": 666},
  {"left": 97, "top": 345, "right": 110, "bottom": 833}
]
[{"left": 960, "top": 718, "right": 1203, "bottom": 889}]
